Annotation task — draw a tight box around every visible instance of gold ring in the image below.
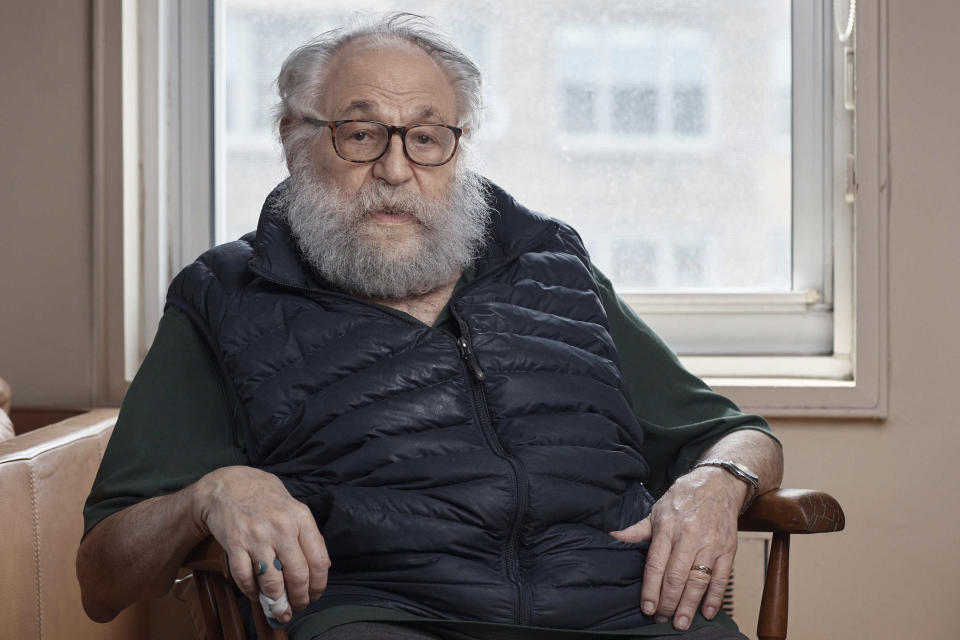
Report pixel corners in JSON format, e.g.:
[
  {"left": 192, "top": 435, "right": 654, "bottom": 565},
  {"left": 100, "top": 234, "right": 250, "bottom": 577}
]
[{"left": 691, "top": 564, "right": 713, "bottom": 576}]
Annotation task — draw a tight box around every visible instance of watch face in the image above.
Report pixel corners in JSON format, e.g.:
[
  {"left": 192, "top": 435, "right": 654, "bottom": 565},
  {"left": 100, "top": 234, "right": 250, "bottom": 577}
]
[
  {"left": 694, "top": 459, "right": 760, "bottom": 488},
  {"left": 725, "top": 461, "right": 760, "bottom": 486}
]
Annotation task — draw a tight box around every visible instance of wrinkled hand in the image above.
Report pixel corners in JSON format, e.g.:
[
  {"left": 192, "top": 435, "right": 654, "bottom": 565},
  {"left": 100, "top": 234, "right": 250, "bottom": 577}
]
[
  {"left": 610, "top": 467, "right": 746, "bottom": 631},
  {"left": 192, "top": 466, "right": 331, "bottom": 624}
]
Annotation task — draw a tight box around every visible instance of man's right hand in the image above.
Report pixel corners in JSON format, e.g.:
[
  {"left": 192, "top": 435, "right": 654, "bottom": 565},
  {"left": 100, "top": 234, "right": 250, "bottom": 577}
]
[
  {"left": 192, "top": 466, "right": 331, "bottom": 624},
  {"left": 77, "top": 465, "right": 330, "bottom": 625}
]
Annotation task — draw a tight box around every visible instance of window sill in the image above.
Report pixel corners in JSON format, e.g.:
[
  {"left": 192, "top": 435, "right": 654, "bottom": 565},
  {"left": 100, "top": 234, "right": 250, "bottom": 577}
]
[
  {"left": 678, "top": 354, "right": 885, "bottom": 418},
  {"left": 630, "top": 292, "right": 833, "bottom": 356},
  {"left": 708, "top": 379, "right": 884, "bottom": 418},
  {"left": 701, "top": 375, "right": 883, "bottom": 419}
]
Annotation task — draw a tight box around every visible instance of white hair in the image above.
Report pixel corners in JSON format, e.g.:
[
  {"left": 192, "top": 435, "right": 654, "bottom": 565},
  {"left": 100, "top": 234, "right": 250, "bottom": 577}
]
[
  {"left": 275, "top": 12, "right": 483, "bottom": 168},
  {"left": 282, "top": 155, "right": 490, "bottom": 300}
]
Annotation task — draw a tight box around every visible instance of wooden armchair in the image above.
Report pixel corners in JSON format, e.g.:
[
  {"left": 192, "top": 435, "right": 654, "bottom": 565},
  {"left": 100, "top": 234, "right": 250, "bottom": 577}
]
[{"left": 178, "top": 489, "right": 844, "bottom": 640}]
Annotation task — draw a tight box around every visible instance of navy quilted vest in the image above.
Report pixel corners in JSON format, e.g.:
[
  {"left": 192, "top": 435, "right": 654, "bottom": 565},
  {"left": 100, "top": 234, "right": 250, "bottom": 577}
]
[{"left": 167, "top": 180, "right": 655, "bottom": 630}]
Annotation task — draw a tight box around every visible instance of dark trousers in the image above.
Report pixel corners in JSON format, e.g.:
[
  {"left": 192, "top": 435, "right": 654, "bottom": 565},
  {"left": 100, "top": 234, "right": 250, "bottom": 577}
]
[{"left": 313, "top": 621, "right": 750, "bottom": 640}]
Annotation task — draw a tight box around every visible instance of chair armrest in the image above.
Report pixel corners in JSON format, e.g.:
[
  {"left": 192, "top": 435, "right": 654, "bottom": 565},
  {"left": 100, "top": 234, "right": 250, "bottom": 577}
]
[
  {"left": 739, "top": 488, "right": 845, "bottom": 534},
  {"left": 0, "top": 408, "right": 118, "bottom": 463},
  {"left": 738, "top": 489, "right": 844, "bottom": 640},
  {"left": 184, "top": 536, "right": 230, "bottom": 575},
  {"left": 182, "top": 537, "right": 287, "bottom": 640}
]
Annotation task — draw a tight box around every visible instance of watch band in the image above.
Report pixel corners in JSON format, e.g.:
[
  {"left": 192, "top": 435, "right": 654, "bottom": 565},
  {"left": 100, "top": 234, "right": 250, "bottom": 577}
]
[{"left": 692, "top": 459, "right": 761, "bottom": 514}]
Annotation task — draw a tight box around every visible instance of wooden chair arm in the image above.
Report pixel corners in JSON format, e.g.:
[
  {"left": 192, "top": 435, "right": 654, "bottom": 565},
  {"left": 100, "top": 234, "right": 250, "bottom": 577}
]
[
  {"left": 738, "top": 488, "right": 845, "bottom": 640},
  {"left": 183, "top": 536, "right": 230, "bottom": 574},
  {"left": 182, "top": 538, "right": 287, "bottom": 640},
  {"left": 739, "top": 488, "right": 845, "bottom": 534}
]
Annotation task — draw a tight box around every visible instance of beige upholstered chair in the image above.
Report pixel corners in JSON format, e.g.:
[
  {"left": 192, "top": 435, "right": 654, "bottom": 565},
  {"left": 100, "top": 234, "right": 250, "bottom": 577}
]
[{"left": 0, "top": 407, "right": 151, "bottom": 639}]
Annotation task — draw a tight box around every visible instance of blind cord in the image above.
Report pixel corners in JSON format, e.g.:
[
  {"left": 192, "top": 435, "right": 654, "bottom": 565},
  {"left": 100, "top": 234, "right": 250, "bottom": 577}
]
[{"left": 834, "top": 0, "right": 856, "bottom": 43}]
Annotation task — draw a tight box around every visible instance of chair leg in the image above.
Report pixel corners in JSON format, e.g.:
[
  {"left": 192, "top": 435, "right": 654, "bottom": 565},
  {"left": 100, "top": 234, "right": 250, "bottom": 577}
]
[
  {"left": 192, "top": 572, "right": 223, "bottom": 640},
  {"left": 251, "top": 602, "right": 289, "bottom": 640},
  {"left": 757, "top": 532, "right": 790, "bottom": 640},
  {"left": 722, "top": 569, "right": 735, "bottom": 617},
  {"left": 209, "top": 572, "right": 248, "bottom": 640}
]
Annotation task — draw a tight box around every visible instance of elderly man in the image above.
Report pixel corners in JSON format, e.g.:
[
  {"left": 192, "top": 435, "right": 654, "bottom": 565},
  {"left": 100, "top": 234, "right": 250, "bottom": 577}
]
[{"left": 78, "top": 14, "right": 781, "bottom": 640}]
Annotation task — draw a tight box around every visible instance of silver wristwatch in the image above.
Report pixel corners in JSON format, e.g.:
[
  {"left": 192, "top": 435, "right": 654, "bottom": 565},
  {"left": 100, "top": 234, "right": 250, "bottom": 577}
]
[{"left": 692, "top": 459, "right": 760, "bottom": 514}]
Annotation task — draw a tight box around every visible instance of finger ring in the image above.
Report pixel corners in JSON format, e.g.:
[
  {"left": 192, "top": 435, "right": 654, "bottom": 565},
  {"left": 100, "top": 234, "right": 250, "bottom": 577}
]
[
  {"left": 254, "top": 560, "right": 268, "bottom": 577},
  {"left": 691, "top": 564, "right": 713, "bottom": 576},
  {"left": 273, "top": 557, "right": 283, "bottom": 571}
]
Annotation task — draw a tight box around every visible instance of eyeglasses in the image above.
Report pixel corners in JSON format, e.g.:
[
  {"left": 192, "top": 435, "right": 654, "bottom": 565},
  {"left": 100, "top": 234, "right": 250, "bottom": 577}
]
[{"left": 303, "top": 117, "right": 463, "bottom": 167}]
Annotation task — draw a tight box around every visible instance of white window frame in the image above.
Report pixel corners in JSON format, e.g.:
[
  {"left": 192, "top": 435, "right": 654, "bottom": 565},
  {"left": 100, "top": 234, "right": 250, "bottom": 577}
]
[
  {"left": 136, "top": 0, "right": 216, "bottom": 361},
  {"left": 693, "top": 0, "right": 888, "bottom": 417},
  {"left": 92, "top": 0, "right": 132, "bottom": 405},
  {"left": 106, "top": 0, "right": 887, "bottom": 417},
  {"left": 92, "top": 0, "right": 217, "bottom": 406}
]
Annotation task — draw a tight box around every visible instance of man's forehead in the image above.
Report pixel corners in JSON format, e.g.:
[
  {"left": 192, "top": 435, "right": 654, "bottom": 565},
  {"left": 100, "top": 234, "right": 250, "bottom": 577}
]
[
  {"left": 320, "top": 39, "right": 458, "bottom": 123},
  {"left": 339, "top": 99, "right": 444, "bottom": 122}
]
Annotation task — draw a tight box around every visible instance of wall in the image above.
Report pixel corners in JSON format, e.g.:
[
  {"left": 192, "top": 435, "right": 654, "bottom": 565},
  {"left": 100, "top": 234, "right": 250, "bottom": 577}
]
[
  {"left": 0, "top": 1, "right": 958, "bottom": 638},
  {"left": 0, "top": 0, "right": 94, "bottom": 406}
]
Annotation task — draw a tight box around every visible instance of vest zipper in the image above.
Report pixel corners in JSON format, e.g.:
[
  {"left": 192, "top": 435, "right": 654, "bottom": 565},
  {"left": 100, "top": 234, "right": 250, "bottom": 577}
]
[
  {"left": 456, "top": 337, "right": 487, "bottom": 381},
  {"left": 453, "top": 312, "right": 532, "bottom": 626}
]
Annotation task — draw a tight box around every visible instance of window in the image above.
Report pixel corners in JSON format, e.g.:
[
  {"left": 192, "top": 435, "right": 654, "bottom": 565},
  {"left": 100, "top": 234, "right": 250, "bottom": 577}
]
[
  {"left": 556, "top": 27, "right": 711, "bottom": 146},
  {"left": 124, "top": 0, "right": 887, "bottom": 416},
  {"left": 611, "top": 239, "right": 658, "bottom": 289}
]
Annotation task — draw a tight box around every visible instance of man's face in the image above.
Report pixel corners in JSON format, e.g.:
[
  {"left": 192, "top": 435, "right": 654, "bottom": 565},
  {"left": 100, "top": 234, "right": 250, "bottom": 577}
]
[
  {"left": 282, "top": 38, "right": 489, "bottom": 301},
  {"left": 313, "top": 39, "right": 460, "bottom": 224}
]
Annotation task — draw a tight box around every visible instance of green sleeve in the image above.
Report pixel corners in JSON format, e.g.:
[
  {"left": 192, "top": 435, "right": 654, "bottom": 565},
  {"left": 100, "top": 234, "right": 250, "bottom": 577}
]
[
  {"left": 592, "top": 266, "right": 779, "bottom": 498},
  {"left": 82, "top": 306, "right": 246, "bottom": 537}
]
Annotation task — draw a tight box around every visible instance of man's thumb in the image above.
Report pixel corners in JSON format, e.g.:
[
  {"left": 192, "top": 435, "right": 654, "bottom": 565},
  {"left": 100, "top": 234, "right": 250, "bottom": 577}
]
[{"left": 609, "top": 517, "right": 653, "bottom": 543}]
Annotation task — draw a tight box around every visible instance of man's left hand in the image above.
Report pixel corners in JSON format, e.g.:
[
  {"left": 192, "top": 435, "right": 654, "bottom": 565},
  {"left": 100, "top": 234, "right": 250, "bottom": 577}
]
[{"left": 609, "top": 466, "right": 747, "bottom": 631}]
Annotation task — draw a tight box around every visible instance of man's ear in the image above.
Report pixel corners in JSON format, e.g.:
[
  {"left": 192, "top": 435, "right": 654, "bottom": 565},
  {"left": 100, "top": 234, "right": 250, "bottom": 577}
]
[
  {"left": 279, "top": 116, "right": 296, "bottom": 173},
  {"left": 279, "top": 116, "right": 295, "bottom": 147}
]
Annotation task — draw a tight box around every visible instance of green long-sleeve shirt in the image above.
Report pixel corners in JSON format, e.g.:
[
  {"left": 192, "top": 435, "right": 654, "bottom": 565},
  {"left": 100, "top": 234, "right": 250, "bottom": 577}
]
[{"left": 84, "top": 266, "right": 773, "bottom": 639}]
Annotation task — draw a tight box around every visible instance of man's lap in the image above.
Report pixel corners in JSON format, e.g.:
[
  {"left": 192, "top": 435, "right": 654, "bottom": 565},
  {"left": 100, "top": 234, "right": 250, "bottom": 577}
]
[{"left": 311, "top": 621, "right": 749, "bottom": 640}]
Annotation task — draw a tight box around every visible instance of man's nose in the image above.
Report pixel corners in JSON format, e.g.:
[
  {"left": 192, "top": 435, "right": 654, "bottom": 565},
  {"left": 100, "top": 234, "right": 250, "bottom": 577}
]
[{"left": 371, "top": 132, "right": 414, "bottom": 185}]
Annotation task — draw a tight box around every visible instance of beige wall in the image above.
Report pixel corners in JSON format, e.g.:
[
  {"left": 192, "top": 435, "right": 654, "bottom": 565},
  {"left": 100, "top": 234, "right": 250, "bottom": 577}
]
[
  {"left": 1, "top": 1, "right": 959, "bottom": 638},
  {"left": 0, "top": 0, "right": 94, "bottom": 406}
]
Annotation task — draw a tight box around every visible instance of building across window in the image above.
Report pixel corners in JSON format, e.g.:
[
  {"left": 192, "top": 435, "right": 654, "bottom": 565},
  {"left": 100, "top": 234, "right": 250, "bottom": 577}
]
[{"left": 556, "top": 27, "right": 711, "bottom": 144}]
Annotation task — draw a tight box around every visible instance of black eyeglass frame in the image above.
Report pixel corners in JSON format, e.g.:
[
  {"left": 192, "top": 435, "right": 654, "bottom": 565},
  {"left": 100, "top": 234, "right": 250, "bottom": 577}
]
[{"left": 303, "top": 117, "right": 464, "bottom": 167}]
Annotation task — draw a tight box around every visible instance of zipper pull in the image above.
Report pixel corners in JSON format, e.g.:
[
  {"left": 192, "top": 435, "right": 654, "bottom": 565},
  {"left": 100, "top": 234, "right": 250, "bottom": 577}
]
[{"left": 457, "top": 337, "right": 486, "bottom": 381}]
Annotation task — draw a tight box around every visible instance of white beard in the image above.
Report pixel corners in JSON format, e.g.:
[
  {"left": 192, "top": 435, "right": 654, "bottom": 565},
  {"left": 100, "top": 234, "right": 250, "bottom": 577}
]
[{"left": 282, "top": 159, "right": 490, "bottom": 300}]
